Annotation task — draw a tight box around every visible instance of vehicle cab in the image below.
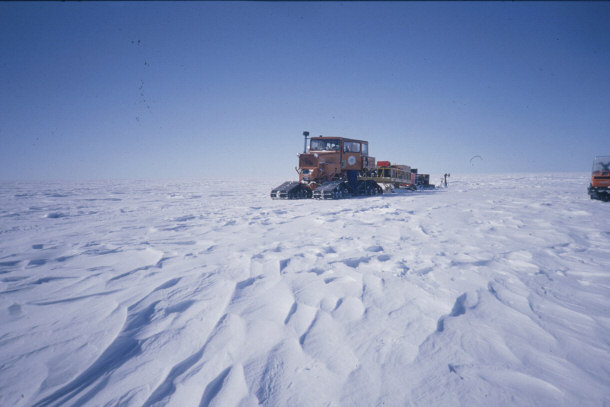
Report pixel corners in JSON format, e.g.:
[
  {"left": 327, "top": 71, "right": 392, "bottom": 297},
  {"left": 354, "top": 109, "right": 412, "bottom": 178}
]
[
  {"left": 298, "top": 137, "right": 376, "bottom": 185},
  {"left": 588, "top": 156, "right": 610, "bottom": 201}
]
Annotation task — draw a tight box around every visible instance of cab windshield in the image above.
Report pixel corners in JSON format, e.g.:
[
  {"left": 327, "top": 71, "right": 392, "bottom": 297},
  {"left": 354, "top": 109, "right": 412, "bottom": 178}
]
[
  {"left": 310, "top": 139, "right": 340, "bottom": 151},
  {"left": 593, "top": 156, "right": 610, "bottom": 172}
]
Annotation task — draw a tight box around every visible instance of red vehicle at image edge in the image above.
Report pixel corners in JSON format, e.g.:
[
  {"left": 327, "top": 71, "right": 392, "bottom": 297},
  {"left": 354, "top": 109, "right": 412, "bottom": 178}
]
[
  {"left": 271, "top": 131, "right": 435, "bottom": 200},
  {"left": 588, "top": 156, "right": 610, "bottom": 201}
]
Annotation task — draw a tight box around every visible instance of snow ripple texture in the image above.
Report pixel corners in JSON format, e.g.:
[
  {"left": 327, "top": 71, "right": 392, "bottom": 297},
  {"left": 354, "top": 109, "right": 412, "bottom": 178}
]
[{"left": 0, "top": 174, "right": 609, "bottom": 406}]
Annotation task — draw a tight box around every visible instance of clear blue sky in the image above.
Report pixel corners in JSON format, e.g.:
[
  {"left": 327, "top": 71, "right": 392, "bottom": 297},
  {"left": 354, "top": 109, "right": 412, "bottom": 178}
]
[{"left": 1, "top": 2, "right": 609, "bottom": 180}]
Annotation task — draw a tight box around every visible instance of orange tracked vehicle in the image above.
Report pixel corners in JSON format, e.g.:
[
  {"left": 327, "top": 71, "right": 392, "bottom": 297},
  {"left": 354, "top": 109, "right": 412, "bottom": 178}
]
[
  {"left": 270, "top": 131, "right": 433, "bottom": 199},
  {"left": 588, "top": 156, "right": 610, "bottom": 201}
]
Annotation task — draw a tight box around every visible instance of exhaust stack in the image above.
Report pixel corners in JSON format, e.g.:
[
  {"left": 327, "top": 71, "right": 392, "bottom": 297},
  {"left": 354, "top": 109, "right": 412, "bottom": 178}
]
[{"left": 302, "top": 131, "right": 309, "bottom": 153}]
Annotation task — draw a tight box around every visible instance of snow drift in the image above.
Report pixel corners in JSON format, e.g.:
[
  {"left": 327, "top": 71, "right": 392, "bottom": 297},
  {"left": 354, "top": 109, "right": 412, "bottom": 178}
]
[{"left": 1, "top": 173, "right": 609, "bottom": 406}]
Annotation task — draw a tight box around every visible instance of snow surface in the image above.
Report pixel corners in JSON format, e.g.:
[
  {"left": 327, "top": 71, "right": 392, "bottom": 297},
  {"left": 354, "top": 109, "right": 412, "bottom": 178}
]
[{"left": 1, "top": 174, "right": 609, "bottom": 407}]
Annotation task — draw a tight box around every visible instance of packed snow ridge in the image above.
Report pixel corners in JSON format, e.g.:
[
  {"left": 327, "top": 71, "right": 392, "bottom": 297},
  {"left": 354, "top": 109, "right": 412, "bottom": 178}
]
[{"left": 1, "top": 173, "right": 609, "bottom": 406}]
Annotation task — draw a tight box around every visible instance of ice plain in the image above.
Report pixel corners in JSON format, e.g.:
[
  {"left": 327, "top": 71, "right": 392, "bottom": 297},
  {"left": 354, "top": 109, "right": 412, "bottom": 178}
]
[{"left": 1, "top": 173, "right": 609, "bottom": 407}]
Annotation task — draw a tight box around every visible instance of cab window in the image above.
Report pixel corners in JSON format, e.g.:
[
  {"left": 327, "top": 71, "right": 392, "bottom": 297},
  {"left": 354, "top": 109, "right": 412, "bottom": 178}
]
[
  {"left": 310, "top": 139, "right": 340, "bottom": 151},
  {"left": 343, "top": 142, "right": 361, "bottom": 153}
]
